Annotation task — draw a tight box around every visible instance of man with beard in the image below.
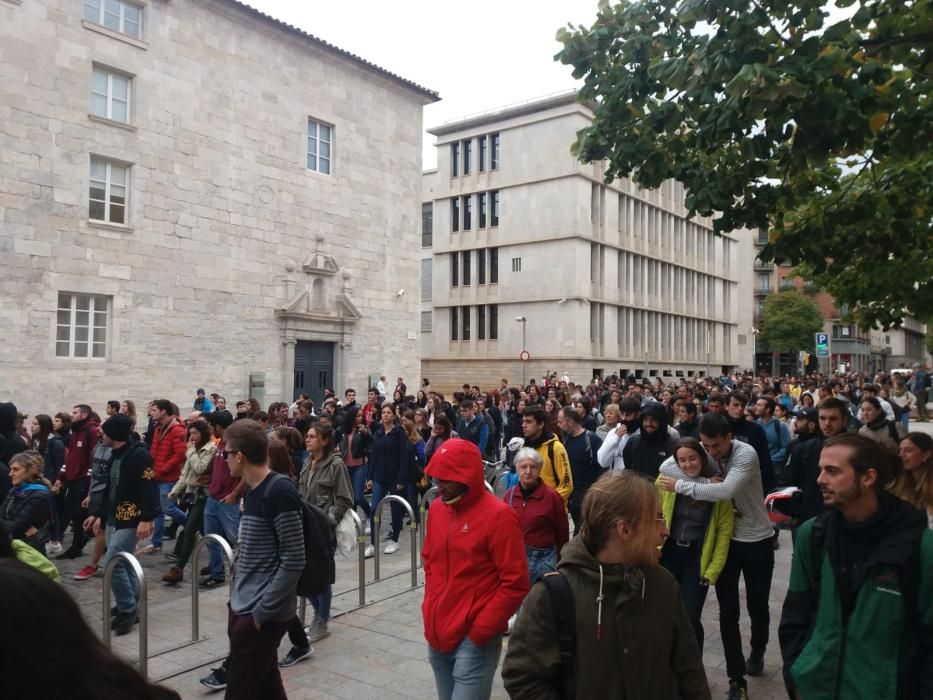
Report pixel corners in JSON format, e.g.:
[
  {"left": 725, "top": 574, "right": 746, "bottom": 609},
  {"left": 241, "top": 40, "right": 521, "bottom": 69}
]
[
  {"left": 54, "top": 405, "right": 99, "bottom": 559},
  {"left": 520, "top": 406, "right": 572, "bottom": 507},
  {"left": 622, "top": 402, "right": 676, "bottom": 480},
  {"left": 596, "top": 397, "right": 642, "bottom": 471},
  {"left": 779, "top": 433, "right": 933, "bottom": 700}
]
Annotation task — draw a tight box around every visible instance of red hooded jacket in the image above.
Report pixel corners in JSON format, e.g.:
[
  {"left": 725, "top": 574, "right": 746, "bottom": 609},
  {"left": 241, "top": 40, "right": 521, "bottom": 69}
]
[
  {"left": 422, "top": 438, "right": 529, "bottom": 653},
  {"left": 151, "top": 418, "right": 187, "bottom": 483},
  {"left": 60, "top": 416, "right": 99, "bottom": 482}
]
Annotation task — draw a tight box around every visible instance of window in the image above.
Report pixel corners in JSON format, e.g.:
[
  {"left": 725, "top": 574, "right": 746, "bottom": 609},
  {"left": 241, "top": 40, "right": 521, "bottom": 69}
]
[
  {"left": 451, "top": 252, "right": 459, "bottom": 287},
  {"left": 489, "top": 247, "right": 498, "bottom": 283},
  {"left": 590, "top": 183, "right": 599, "bottom": 223},
  {"left": 462, "top": 305, "right": 471, "bottom": 341},
  {"left": 421, "top": 258, "right": 432, "bottom": 302},
  {"left": 307, "top": 119, "right": 332, "bottom": 174},
  {"left": 491, "top": 190, "right": 499, "bottom": 226},
  {"left": 462, "top": 195, "right": 472, "bottom": 231},
  {"left": 756, "top": 272, "right": 771, "bottom": 292},
  {"left": 462, "top": 139, "right": 472, "bottom": 175},
  {"left": 511, "top": 256, "right": 521, "bottom": 272},
  {"left": 56, "top": 292, "right": 110, "bottom": 359},
  {"left": 421, "top": 311, "right": 432, "bottom": 333},
  {"left": 450, "top": 142, "right": 460, "bottom": 177},
  {"left": 91, "top": 66, "right": 131, "bottom": 123},
  {"left": 478, "top": 305, "right": 486, "bottom": 340},
  {"left": 89, "top": 157, "right": 128, "bottom": 224},
  {"left": 478, "top": 135, "right": 487, "bottom": 172},
  {"left": 491, "top": 133, "right": 500, "bottom": 170},
  {"left": 421, "top": 202, "right": 433, "bottom": 248},
  {"left": 451, "top": 307, "right": 459, "bottom": 341},
  {"left": 83, "top": 0, "right": 142, "bottom": 38},
  {"left": 478, "top": 248, "right": 486, "bottom": 285},
  {"left": 478, "top": 192, "right": 487, "bottom": 228},
  {"left": 451, "top": 197, "right": 460, "bottom": 232},
  {"left": 489, "top": 304, "right": 498, "bottom": 340},
  {"left": 462, "top": 250, "right": 471, "bottom": 286}
]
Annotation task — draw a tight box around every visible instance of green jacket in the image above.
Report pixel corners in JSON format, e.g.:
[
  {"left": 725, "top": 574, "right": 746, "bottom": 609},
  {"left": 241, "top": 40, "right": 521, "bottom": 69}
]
[
  {"left": 13, "top": 539, "right": 60, "bottom": 582},
  {"left": 779, "top": 501, "right": 933, "bottom": 700},
  {"left": 657, "top": 480, "right": 734, "bottom": 584}
]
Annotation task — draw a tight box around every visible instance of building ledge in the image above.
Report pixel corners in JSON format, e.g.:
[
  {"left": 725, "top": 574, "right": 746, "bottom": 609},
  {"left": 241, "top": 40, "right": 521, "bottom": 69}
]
[
  {"left": 87, "top": 220, "right": 134, "bottom": 235},
  {"left": 82, "top": 20, "right": 148, "bottom": 50},
  {"left": 88, "top": 114, "right": 138, "bottom": 132}
]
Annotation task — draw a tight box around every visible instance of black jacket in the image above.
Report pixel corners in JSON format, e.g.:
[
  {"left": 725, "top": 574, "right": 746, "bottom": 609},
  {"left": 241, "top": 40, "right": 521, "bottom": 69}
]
[
  {"left": 783, "top": 433, "right": 828, "bottom": 523},
  {"left": 40, "top": 434, "right": 66, "bottom": 483},
  {"left": 339, "top": 428, "right": 373, "bottom": 462},
  {"left": 90, "top": 441, "right": 157, "bottom": 529},
  {"left": 1, "top": 482, "right": 53, "bottom": 543},
  {"left": 368, "top": 425, "right": 408, "bottom": 484},
  {"left": 622, "top": 403, "right": 675, "bottom": 480},
  {"left": 676, "top": 419, "right": 700, "bottom": 440},
  {"left": 729, "top": 417, "right": 776, "bottom": 493}
]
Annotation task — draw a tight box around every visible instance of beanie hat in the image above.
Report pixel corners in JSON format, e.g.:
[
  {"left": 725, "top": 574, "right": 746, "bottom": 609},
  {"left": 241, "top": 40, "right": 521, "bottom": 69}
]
[{"left": 102, "top": 414, "right": 133, "bottom": 442}]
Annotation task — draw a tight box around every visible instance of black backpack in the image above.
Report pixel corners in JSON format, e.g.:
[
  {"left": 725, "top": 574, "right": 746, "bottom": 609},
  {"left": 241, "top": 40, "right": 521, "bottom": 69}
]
[
  {"left": 261, "top": 472, "right": 336, "bottom": 597},
  {"left": 542, "top": 572, "right": 576, "bottom": 700}
]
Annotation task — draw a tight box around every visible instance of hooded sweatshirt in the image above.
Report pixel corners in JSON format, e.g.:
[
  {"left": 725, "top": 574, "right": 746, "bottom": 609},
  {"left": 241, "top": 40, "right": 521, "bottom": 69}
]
[
  {"left": 422, "top": 439, "right": 529, "bottom": 652},
  {"left": 621, "top": 403, "right": 675, "bottom": 480},
  {"left": 502, "top": 536, "right": 710, "bottom": 699},
  {"left": 61, "top": 415, "right": 99, "bottom": 483}
]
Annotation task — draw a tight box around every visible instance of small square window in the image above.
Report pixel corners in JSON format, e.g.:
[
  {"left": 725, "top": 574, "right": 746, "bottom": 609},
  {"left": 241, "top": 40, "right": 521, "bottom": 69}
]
[{"left": 56, "top": 292, "right": 111, "bottom": 359}]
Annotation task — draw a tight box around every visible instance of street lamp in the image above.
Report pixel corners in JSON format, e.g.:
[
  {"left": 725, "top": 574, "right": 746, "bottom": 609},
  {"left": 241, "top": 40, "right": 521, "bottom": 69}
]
[{"left": 515, "top": 316, "right": 527, "bottom": 386}]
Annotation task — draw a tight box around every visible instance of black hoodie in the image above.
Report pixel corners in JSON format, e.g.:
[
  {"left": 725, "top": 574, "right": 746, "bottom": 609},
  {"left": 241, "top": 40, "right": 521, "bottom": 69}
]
[
  {"left": 0, "top": 403, "right": 27, "bottom": 503},
  {"left": 621, "top": 402, "right": 675, "bottom": 480}
]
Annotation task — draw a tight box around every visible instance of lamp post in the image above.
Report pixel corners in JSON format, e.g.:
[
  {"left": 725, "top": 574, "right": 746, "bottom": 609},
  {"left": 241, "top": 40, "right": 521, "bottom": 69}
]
[{"left": 515, "top": 316, "right": 527, "bottom": 387}]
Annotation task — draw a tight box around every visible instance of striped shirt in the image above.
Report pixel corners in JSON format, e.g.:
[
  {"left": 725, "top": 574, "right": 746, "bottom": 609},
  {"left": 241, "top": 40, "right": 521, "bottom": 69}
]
[
  {"left": 662, "top": 439, "right": 773, "bottom": 543},
  {"left": 230, "top": 472, "right": 305, "bottom": 625}
]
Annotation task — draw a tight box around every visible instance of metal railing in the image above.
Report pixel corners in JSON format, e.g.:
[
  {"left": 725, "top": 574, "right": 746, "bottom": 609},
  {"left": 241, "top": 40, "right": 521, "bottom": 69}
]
[
  {"left": 298, "top": 509, "right": 367, "bottom": 625},
  {"left": 190, "top": 534, "right": 235, "bottom": 642},
  {"left": 373, "top": 494, "right": 418, "bottom": 587},
  {"left": 102, "top": 551, "right": 148, "bottom": 677}
]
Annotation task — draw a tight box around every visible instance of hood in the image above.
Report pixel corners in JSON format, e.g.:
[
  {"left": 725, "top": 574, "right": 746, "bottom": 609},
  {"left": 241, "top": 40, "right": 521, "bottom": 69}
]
[
  {"left": 0, "top": 402, "right": 17, "bottom": 435},
  {"left": 424, "top": 437, "right": 486, "bottom": 509},
  {"left": 830, "top": 491, "right": 928, "bottom": 568},
  {"left": 523, "top": 430, "right": 557, "bottom": 450},
  {"left": 557, "top": 537, "right": 648, "bottom": 616},
  {"left": 639, "top": 402, "right": 670, "bottom": 443}
]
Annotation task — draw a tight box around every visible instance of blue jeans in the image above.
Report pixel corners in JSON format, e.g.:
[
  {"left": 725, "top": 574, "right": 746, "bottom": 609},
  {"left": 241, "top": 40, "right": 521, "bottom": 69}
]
[
  {"left": 899, "top": 411, "right": 910, "bottom": 431},
  {"left": 310, "top": 585, "right": 332, "bottom": 622},
  {"left": 203, "top": 496, "right": 240, "bottom": 580},
  {"left": 526, "top": 545, "right": 557, "bottom": 585},
  {"left": 370, "top": 481, "right": 403, "bottom": 544},
  {"left": 660, "top": 538, "right": 709, "bottom": 650},
  {"left": 428, "top": 635, "right": 503, "bottom": 700},
  {"left": 151, "top": 481, "right": 187, "bottom": 548},
  {"left": 347, "top": 464, "right": 371, "bottom": 518},
  {"left": 103, "top": 525, "right": 140, "bottom": 614}
]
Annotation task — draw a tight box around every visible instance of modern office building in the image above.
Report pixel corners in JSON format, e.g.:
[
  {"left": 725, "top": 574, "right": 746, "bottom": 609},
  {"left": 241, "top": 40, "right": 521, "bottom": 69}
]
[
  {"left": 420, "top": 92, "right": 756, "bottom": 392},
  {"left": 0, "top": 0, "right": 438, "bottom": 414}
]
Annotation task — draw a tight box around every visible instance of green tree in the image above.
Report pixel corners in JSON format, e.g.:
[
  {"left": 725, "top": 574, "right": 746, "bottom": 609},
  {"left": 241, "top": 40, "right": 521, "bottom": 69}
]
[
  {"left": 759, "top": 290, "right": 825, "bottom": 353},
  {"left": 556, "top": 0, "right": 933, "bottom": 330}
]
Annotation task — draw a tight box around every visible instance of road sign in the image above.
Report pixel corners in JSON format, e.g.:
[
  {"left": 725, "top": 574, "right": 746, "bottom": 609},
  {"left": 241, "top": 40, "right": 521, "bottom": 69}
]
[{"left": 815, "top": 332, "right": 830, "bottom": 358}]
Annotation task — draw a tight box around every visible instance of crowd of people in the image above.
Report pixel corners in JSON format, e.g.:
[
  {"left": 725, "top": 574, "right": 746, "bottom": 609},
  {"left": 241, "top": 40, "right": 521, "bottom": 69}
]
[{"left": 0, "top": 363, "right": 931, "bottom": 700}]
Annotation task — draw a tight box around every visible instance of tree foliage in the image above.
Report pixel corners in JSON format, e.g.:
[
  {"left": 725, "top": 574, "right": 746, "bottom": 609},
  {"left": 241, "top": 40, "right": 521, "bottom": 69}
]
[
  {"left": 759, "top": 289, "right": 825, "bottom": 352},
  {"left": 556, "top": 0, "right": 933, "bottom": 330}
]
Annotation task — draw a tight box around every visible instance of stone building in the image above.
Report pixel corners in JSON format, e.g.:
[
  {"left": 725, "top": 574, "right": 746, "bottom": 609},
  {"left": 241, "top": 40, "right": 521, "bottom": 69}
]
[
  {"left": 420, "top": 92, "right": 756, "bottom": 392},
  {"left": 0, "top": 0, "right": 437, "bottom": 414}
]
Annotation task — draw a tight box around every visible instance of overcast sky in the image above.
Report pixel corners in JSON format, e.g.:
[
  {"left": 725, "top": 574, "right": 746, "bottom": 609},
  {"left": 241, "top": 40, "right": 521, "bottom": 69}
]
[{"left": 245, "top": 0, "right": 602, "bottom": 168}]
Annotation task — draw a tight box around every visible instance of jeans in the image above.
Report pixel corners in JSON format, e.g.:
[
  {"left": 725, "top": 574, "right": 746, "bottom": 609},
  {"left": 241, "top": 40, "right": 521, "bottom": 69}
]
[
  {"left": 285, "top": 585, "right": 334, "bottom": 649},
  {"left": 102, "top": 525, "right": 140, "bottom": 614},
  {"left": 175, "top": 497, "right": 206, "bottom": 569},
  {"left": 428, "top": 635, "right": 503, "bottom": 700},
  {"left": 715, "top": 538, "right": 775, "bottom": 680},
  {"left": 899, "top": 411, "right": 911, "bottom": 431},
  {"left": 203, "top": 496, "right": 241, "bottom": 580},
  {"left": 225, "top": 609, "right": 290, "bottom": 700},
  {"left": 660, "top": 538, "right": 709, "bottom": 650},
  {"left": 370, "top": 481, "right": 403, "bottom": 544},
  {"left": 526, "top": 545, "right": 557, "bottom": 585},
  {"left": 152, "top": 481, "right": 187, "bottom": 548},
  {"left": 347, "top": 464, "right": 372, "bottom": 518}
]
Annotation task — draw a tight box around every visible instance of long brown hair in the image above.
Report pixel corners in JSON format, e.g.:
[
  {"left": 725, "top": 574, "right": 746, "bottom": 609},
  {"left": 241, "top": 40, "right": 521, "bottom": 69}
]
[
  {"left": 889, "top": 432, "right": 933, "bottom": 511},
  {"left": 581, "top": 471, "right": 658, "bottom": 562}
]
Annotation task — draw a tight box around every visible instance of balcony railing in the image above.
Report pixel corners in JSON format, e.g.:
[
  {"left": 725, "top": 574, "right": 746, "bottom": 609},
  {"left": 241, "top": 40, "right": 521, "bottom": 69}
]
[{"left": 754, "top": 259, "right": 773, "bottom": 271}]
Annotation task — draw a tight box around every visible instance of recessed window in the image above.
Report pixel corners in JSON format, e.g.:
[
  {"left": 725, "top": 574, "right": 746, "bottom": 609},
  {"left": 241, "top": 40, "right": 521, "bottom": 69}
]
[
  {"left": 91, "top": 66, "right": 131, "bottom": 123},
  {"left": 478, "top": 192, "right": 487, "bottom": 228},
  {"left": 462, "top": 195, "right": 472, "bottom": 231},
  {"left": 307, "top": 119, "right": 332, "bottom": 174},
  {"left": 451, "top": 197, "right": 460, "bottom": 233},
  {"left": 490, "top": 133, "right": 500, "bottom": 170},
  {"left": 83, "top": 0, "right": 142, "bottom": 38},
  {"left": 450, "top": 142, "right": 460, "bottom": 177},
  {"left": 478, "top": 249, "right": 486, "bottom": 285},
  {"left": 421, "top": 202, "right": 433, "bottom": 248},
  {"left": 489, "top": 247, "right": 498, "bottom": 284},
  {"left": 462, "top": 305, "right": 471, "bottom": 341},
  {"left": 462, "top": 139, "right": 472, "bottom": 176},
  {"left": 56, "top": 293, "right": 110, "bottom": 359},
  {"left": 462, "top": 250, "right": 471, "bottom": 286},
  {"left": 489, "top": 304, "right": 498, "bottom": 340},
  {"left": 451, "top": 252, "right": 459, "bottom": 287},
  {"left": 89, "top": 156, "right": 128, "bottom": 224},
  {"left": 511, "top": 256, "right": 521, "bottom": 273},
  {"left": 478, "top": 135, "right": 487, "bottom": 172},
  {"left": 491, "top": 190, "right": 499, "bottom": 226},
  {"left": 451, "top": 307, "right": 459, "bottom": 341},
  {"left": 421, "top": 311, "right": 432, "bottom": 333},
  {"left": 478, "top": 305, "right": 486, "bottom": 340}
]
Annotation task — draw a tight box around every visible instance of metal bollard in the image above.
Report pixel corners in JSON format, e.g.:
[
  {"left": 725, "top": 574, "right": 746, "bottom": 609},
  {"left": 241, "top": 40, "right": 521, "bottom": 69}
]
[
  {"left": 347, "top": 509, "right": 366, "bottom": 607},
  {"left": 191, "top": 534, "right": 235, "bottom": 642},
  {"left": 373, "top": 493, "right": 418, "bottom": 587},
  {"left": 419, "top": 486, "right": 439, "bottom": 551},
  {"left": 102, "top": 551, "right": 148, "bottom": 677}
]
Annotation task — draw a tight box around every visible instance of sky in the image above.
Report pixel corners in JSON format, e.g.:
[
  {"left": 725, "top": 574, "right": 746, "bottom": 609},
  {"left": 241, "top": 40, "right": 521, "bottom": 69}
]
[{"left": 243, "top": 0, "right": 603, "bottom": 168}]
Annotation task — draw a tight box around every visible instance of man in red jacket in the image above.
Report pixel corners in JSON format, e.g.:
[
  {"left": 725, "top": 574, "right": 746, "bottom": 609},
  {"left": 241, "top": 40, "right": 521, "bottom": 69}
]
[
  {"left": 54, "top": 404, "right": 99, "bottom": 559},
  {"left": 422, "top": 438, "right": 528, "bottom": 700},
  {"left": 138, "top": 399, "right": 187, "bottom": 555}
]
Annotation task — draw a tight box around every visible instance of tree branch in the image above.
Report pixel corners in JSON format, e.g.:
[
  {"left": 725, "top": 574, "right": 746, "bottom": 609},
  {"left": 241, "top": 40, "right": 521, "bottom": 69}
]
[
  {"left": 860, "top": 32, "right": 933, "bottom": 55},
  {"left": 751, "top": 1, "right": 793, "bottom": 47}
]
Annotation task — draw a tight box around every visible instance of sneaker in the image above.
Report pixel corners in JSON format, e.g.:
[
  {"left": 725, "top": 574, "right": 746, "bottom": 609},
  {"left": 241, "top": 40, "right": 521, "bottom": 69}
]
[
  {"left": 73, "top": 565, "right": 99, "bottom": 581},
  {"left": 364, "top": 544, "right": 375, "bottom": 559},
  {"left": 46, "top": 541, "right": 63, "bottom": 556},
  {"left": 200, "top": 565, "right": 211, "bottom": 576},
  {"left": 162, "top": 567, "right": 184, "bottom": 585},
  {"left": 199, "top": 667, "right": 227, "bottom": 691},
  {"left": 136, "top": 545, "right": 162, "bottom": 555},
  {"left": 506, "top": 613, "right": 517, "bottom": 636},
  {"left": 199, "top": 575, "right": 226, "bottom": 589},
  {"left": 279, "top": 645, "right": 313, "bottom": 668},
  {"left": 164, "top": 522, "right": 180, "bottom": 540},
  {"left": 164, "top": 552, "right": 179, "bottom": 562},
  {"left": 726, "top": 680, "right": 748, "bottom": 700},
  {"left": 383, "top": 540, "right": 399, "bottom": 555},
  {"left": 55, "top": 546, "right": 83, "bottom": 560},
  {"left": 746, "top": 651, "right": 764, "bottom": 677},
  {"left": 307, "top": 620, "right": 329, "bottom": 643},
  {"left": 364, "top": 524, "right": 371, "bottom": 536},
  {"left": 111, "top": 610, "right": 140, "bottom": 636}
]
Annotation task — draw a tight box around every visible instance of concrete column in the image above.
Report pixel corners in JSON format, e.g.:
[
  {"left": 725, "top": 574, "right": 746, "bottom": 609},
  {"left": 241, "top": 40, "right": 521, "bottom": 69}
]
[{"left": 282, "top": 338, "right": 297, "bottom": 402}]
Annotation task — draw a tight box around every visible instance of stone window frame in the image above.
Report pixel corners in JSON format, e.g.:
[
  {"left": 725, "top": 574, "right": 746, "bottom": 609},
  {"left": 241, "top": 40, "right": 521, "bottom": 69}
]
[
  {"left": 56, "top": 292, "right": 111, "bottom": 360},
  {"left": 83, "top": 0, "right": 144, "bottom": 40},
  {"left": 90, "top": 63, "right": 133, "bottom": 124},
  {"left": 89, "top": 155, "right": 130, "bottom": 226},
  {"left": 307, "top": 118, "right": 333, "bottom": 175}
]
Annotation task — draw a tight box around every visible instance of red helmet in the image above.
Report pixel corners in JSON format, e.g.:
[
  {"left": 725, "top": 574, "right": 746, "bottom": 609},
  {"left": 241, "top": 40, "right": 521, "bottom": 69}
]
[{"left": 765, "top": 487, "right": 802, "bottom": 526}]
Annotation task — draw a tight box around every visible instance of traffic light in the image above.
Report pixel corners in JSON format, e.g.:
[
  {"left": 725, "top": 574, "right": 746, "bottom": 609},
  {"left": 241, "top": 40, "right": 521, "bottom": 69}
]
[{"left": 803, "top": 352, "right": 811, "bottom": 366}]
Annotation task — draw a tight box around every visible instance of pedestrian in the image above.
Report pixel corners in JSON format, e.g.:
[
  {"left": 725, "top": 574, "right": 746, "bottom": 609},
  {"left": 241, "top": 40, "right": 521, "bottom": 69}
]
[
  {"left": 858, "top": 396, "right": 905, "bottom": 456},
  {"left": 223, "top": 419, "right": 305, "bottom": 700},
  {"left": 908, "top": 364, "right": 929, "bottom": 422},
  {"left": 622, "top": 402, "right": 676, "bottom": 480},
  {"left": 455, "top": 400, "right": 489, "bottom": 455},
  {"left": 596, "top": 397, "right": 642, "bottom": 472},
  {"left": 54, "top": 404, "right": 99, "bottom": 560},
  {"left": 890, "top": 432, "right": 933, "bottom": 528},
  {"left": 520, "top": 405, "right": 573, "bottom": 506},
  {"left": 73, "top": 423, "right": 112, "bottom": 581},
  {"left": 502, "top": 471, "right": 710, "bottom": 699},
  {"left": 199, "top": 410, "right": 243, "bottom": 590},
  {"left": 139, "top": 400, "right": 187, "bottom": 554},
  {"left": 1, "top": 451, "right": 54, "bottom": 555},
  {"left": 193, "top": 389, "right": 214, "bottom": 414},
  {"left": 339, "top": 406, "right": 372, "bottom": 524},
  {"left": 779, "top": 433, "right": 933, "bottom": 699},
  {"left": 557, "top": 406, "right": 604, "bottom": 532},
  {"left": 422, "top": 438, "right": 528, "bottom": 700},
  {"left": 365, "top": 404, "right": 408, "bottom": 558}
]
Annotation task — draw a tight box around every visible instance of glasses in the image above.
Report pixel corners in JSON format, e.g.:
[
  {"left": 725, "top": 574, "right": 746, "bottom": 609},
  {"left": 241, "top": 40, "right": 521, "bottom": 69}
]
[
  {"left": 640, "top": 514, "right": 667, "bottom": 524},
  {"left": 221, "top": 449, "right": 240, "bottom": 459}
]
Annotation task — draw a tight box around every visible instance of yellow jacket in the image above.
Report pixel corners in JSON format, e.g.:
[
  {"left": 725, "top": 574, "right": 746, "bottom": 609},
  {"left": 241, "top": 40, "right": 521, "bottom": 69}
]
[
  {"left": 657, "top": 479, "right": 734, "bottom": 584},
  {"left": 534, "top": 434, "right": 573, "bottom": 507}
]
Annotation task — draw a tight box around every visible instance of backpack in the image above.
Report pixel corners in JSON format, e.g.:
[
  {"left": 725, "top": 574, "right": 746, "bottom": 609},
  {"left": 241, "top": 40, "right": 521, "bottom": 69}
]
[
  {"left": 261, "top": 472, "right": 336, "bottom": 597},
  {"left": 542, "top": 571, "right": 576, "bottom": 700},
  {"left": 406, "top": 440, "right": 424, "bottom": 483}
]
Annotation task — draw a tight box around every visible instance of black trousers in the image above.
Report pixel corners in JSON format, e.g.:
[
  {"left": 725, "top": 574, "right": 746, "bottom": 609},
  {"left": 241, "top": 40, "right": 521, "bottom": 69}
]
[
  {"left": 62, "top": 478, "right": 90, "bottom": 551},
  {"left": 714, "top": 537, "right": 775, "bottom": 681}
]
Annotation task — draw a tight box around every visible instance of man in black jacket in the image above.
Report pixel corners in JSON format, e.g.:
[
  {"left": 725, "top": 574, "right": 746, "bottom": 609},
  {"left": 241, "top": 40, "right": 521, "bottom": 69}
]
[
  {"left": 84, "top": 414, "right": 157, "bottom": 636},
  {"left": 0, "top": 402, "right": 28, "bottom": 503},
  {"left": 726, "top": 392, "right": 775, "bottom": 494},
  {"left": 621, "top": 402, "right": 675, "bottom": 480}
]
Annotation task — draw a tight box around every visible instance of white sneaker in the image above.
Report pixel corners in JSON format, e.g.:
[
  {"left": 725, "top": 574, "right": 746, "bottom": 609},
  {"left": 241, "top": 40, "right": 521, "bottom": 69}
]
[
  {"left": 507, "top": 613, "right": 517, "bottom": 635},
  {"left": 383, "top": 541, "right": 399, "bottom": 555},
  {"left": 364, "top": 544, "right": 375, "bottom": 559},
  {"left": 46, "top": 541, "right": 63, "bottom": 556},
  {"left": 364, "top": 524, "right": 371, "bottom": 536}
]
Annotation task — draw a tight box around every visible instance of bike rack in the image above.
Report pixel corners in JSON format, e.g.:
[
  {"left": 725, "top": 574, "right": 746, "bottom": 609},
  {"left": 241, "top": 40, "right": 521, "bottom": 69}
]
[
  {"left": 191, "top": 534, "right": 235, "bottom": 642},
  {"left": 298, "top": 509, "right": 367, "bottom": 625},
  {"left": 373, "top": 494, "right": 418, "bottom": 587},
  {"left": 102, "top": 551, "right": 148, "bottom": 678}
]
